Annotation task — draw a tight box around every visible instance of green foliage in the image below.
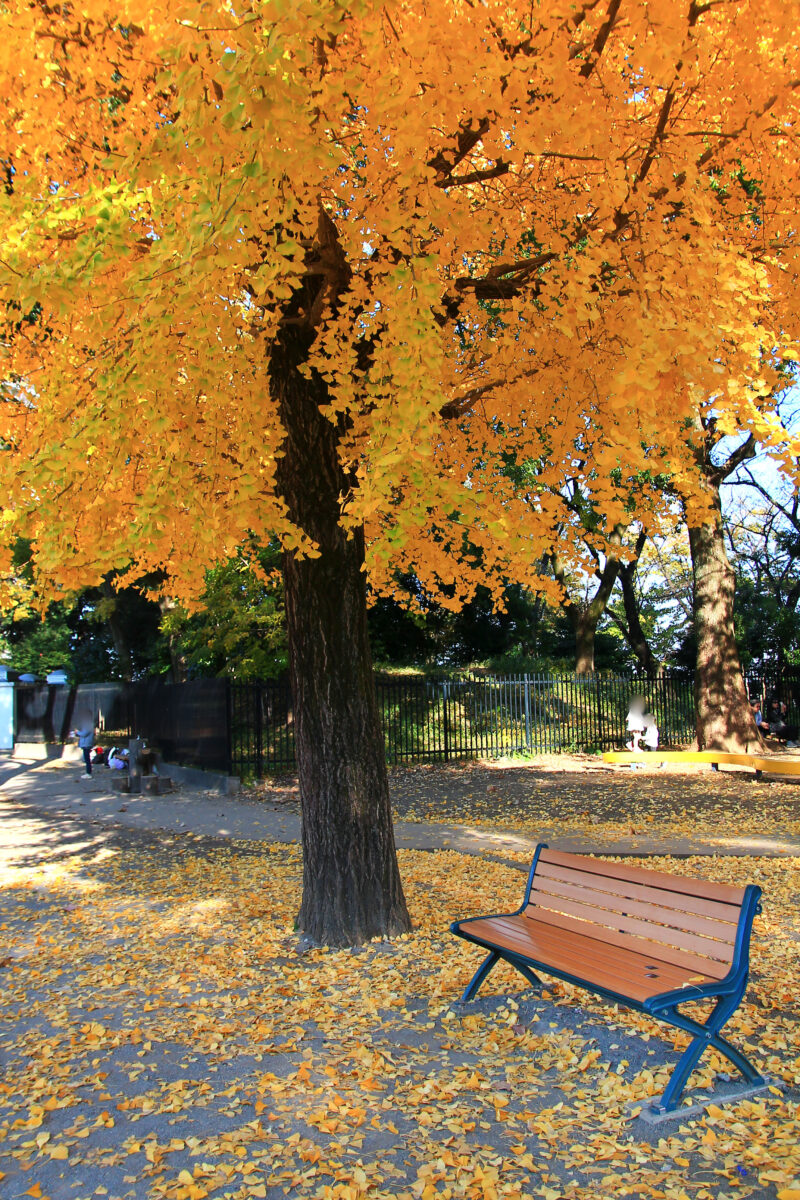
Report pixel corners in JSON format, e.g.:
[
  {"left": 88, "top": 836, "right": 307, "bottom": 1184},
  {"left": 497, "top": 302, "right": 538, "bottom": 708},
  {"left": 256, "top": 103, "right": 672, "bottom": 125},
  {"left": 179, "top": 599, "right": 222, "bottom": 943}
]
[
  {"left": 369, "top": 577, "right": 630, "bottom": 673},
  {"left": 726, "top": 487, "right": 800, "bottom": 670},
  {"left": 1, "top": 610, "right": 71, "bottom": 677},
  {"left": 161, "top": 550, "right": 287, "bottom": 680}
]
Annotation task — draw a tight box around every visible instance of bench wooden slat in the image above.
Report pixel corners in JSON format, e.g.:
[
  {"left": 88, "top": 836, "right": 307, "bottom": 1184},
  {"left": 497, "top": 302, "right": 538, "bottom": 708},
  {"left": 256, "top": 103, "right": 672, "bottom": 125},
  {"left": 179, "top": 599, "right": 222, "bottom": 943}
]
[
  {"left": 522, "top": 906, "right": 731, "bottom": 980},
  {"left": 462, "top": 917, "right": 693, "bottom": 1003},
  {"left": 473, "top": 915, "right": 706, "bottom": 991},
  {"left": 527, "top": 891, "right": 734, "bottom": 965},
  {"left": 534, "top": 860, "right": 741, "bottom": 924},
  {"left": 462, "top": 915, "right": 719, "bottom": 1004},
  {"left": 529, "top": 874, "right": 738, "bottom": 943},
  {"left": 539, "top": 848, "right": 746, "bottom": 906}
]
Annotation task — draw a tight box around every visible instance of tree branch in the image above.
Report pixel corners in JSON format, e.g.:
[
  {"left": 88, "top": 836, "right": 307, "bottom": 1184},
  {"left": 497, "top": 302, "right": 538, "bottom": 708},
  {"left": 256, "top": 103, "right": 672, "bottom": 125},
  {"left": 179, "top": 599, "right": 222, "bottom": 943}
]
[
  {"left": 636, "top": 88, "right": 676, "bottom": 185},
  {"left": 439, "top": 379, "right": 501, "bottom": 419},
  {"left": 578, "top": 0, "right": 623, "bottom": 78},
  {"left": 435, "top": 161, "right": 509, "bottom": 189},
  {"left": 427, "top": 118, "right": 492, "bottom": 180},
  {"left": 710, "top": 432, "right": 757, "bottom": 485},
  {"left": 450, "top": 252, "right": 558, "bottom": 300}
]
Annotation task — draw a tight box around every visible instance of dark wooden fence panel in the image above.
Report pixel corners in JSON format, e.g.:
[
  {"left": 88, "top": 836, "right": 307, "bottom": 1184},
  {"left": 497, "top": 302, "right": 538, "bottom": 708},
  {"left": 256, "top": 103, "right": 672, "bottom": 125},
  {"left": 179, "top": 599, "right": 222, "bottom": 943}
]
[
  {"left": 128, "top": 679, "right": 230, "bottom": 772},
  {"left": 15, "top": 682, "right": 130, "bottom": 746}
]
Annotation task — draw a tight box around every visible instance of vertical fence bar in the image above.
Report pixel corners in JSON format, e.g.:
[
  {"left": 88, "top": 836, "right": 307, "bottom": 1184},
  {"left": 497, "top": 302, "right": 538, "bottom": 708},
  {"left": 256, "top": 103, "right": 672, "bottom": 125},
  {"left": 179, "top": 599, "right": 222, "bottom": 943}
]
[
  {"left": 254, "top": 682, "right": 263, "bottom": 779},
  {"left": 442, "top": 681, "right": 450, "bottom": 762},
  {"left": 597, "top": 674, "right": 604, "bottom": 749},
  {"left": 493, "top": 677, "right": 500, "bottom": 755},
  {"left": 524, "top": 674, "right": 532, "bottom": 751},
  {"left": 225, "top": 679, "right": 234, "bottom": 778}
]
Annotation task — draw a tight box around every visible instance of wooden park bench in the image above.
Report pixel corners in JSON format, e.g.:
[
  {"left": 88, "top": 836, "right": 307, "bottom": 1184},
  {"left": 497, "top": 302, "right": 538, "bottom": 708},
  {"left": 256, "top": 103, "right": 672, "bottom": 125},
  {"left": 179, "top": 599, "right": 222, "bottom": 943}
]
[
  {"left": 603, "top": 749, "right": 800, "bottom": 778},
  {"left": 450, "top": 845, "right": 764, "bottom": 1114}
]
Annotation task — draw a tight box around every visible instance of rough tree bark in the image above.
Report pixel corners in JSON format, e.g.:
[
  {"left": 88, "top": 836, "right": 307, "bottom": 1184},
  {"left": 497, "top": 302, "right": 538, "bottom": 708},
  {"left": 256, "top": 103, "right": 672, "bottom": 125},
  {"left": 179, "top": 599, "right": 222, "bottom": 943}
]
[
  {"left": 157, "top": 597, "right": 189, "bottom": 684},
  {"left": 681, "top": 422, "right": 762, "bottom": 752},
  {"left": 270, "top": 216, "right": 411, "bottom": 948},
  {"left": 573, "top": 612, "right": 600, "bottom": 675},
  {"left": 688, "top": 484, "right": 760, "bottom": 752},
  {"left": 100, "top": 578, "right": 134, "bottom": 681}
]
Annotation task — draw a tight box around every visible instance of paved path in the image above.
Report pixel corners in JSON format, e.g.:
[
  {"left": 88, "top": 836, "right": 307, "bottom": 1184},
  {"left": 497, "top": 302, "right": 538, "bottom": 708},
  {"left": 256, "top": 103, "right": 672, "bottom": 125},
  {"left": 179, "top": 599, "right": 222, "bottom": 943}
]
[{"left": 2, "top": 755, "right": 799, "bottom": 865}]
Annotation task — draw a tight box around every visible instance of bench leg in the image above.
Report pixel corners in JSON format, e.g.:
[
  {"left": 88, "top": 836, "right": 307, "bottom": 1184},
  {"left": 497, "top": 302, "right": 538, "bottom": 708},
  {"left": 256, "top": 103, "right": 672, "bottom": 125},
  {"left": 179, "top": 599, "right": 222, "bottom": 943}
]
[
  {"left": 462, "top": 950, "right": 500, "bottom": 1002},
  {"left": 513, "top": 960, "right": 544, "bottom": 991},
  {"left": 653, "top": 993, "right": 763, "bottom": 1114},
  {"left": 461, "top": 950, "right": 543, "bottom": 1002}
]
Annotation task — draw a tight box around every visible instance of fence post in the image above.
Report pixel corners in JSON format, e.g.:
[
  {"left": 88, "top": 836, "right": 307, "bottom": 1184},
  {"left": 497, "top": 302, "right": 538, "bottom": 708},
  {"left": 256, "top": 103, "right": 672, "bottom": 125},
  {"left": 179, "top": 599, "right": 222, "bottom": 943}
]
[
  {"left": 442, "top": 680, "right": 450, "bottom": 762},
  {"left": 594, "top": 672, "right": 603, "bottom": 749}
]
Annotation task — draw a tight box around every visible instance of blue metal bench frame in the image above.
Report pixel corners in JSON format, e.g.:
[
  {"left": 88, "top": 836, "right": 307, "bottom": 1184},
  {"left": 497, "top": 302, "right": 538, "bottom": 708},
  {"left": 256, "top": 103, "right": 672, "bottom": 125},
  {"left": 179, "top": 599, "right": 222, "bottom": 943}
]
[{"left": 450, "top": 844, "right": 764, "bottom": 1114}]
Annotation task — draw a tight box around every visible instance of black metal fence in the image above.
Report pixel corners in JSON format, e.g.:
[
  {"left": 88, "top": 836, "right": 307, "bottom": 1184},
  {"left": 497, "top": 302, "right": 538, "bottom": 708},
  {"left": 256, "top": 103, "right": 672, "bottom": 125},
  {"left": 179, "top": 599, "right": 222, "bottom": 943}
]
[
  {"left": 15, "top": 668, "right": 800, "bottom": 780},
  {"left": 229, "top": 668, "right": 800, "bottom": 778},
  {"left": 229, "top": 671, "right": 703, "bottom": 778}
]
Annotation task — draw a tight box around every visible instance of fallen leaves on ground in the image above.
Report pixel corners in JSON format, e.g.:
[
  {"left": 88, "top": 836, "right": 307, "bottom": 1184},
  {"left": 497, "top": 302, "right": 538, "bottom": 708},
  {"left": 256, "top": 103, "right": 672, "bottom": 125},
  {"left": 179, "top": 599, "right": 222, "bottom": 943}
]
[
  {"left": 386, "top": 760, "right": 800, "bottom": 849},
  {"left": 0, "top": 829, "right": 798, "bottom": 1199}
]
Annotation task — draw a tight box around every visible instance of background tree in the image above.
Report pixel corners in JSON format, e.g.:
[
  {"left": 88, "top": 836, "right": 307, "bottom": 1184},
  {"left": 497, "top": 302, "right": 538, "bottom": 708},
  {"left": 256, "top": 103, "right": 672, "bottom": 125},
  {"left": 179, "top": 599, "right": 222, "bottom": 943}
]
[
  {"left": 503, "top": 444, "right": 669, "bottom": 674},
  {"left": 606, "top": 530, "right": 693, "bottom": 674},
  {"left": 161, "top": 547, "right": 287, "bottom": 681},
  {"left": 677, "top": 422, "right": 765, "bottom": 750},
  {"left": 604, "top": 530, "right": 662, "bottom": 678},
  {"left": 727, "top": 463, "right": 800, "bottom": 671},
  {"left": 2, "top": 1, "right": 799, "bottom": 943}
]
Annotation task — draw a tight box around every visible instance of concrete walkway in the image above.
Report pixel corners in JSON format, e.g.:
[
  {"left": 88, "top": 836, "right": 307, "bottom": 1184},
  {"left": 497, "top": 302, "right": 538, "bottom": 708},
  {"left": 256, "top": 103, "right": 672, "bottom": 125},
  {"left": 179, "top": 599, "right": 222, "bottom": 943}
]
[{"left": 2, "top": 754, "right": 799, "bottom": 864}]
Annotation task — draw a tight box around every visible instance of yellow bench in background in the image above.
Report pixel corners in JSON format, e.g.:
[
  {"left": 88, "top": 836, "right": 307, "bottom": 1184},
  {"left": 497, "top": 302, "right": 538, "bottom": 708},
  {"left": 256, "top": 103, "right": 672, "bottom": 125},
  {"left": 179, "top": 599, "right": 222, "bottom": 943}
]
[{"left": 602, "top": 749, "right": 800, "bottom": 778}]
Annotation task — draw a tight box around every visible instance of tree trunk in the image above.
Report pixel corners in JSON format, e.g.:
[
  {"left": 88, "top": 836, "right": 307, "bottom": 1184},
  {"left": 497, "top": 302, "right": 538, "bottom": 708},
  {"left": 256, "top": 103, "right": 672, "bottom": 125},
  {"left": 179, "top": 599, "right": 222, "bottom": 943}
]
[
  {"left": 574, "top": 615, "right": 596, "bottom": 674},
  {"left": 101, "top": 578, "right": 134, "bottom": 681},
  {"left": 157, "top": 597, "right": 189, "bottom": 683},
  {"left": 619, "top": 563, "right": 661, "bottom": 678},
  {"left": 272, "top": 325, "right": 411, "bottom": 948},
  {"left": 552, "top": 551, "right": 620, "bottom": 675},
  {"left": 688, "top": 488, "right": 760, "bottom": 751}
]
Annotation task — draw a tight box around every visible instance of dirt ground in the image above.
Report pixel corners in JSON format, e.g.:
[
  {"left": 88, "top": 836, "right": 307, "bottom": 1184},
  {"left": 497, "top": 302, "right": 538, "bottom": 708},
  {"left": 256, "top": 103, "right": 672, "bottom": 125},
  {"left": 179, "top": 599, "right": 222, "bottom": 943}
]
[
  {"left": 248, "top": 756, "right": 800, "bottom": 848},
  {"left": 1, "top": 810, "right": 798, "bottom": 1200}
]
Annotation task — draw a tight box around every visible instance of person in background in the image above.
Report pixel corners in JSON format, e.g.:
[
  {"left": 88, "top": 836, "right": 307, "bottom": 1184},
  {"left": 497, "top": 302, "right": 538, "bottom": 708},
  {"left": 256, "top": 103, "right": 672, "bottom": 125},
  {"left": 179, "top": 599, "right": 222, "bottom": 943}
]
[
  {"left": 92, "top": 745, "right": 106, "bottom": 767},
  {"left": 108, "top": 747, "right": 129, "bottom": 770},
  {"left": 642, "top": 712, "right": 659, "bottom": 751},
  {"left": 625, "top": 695, "right": 647, "bottom": 751},
  {"left": 765, "top": 698, "right": 799, "bottom": 746},
  {"left": 71, "top": 713, "right": 96, "bottom": 779},
  {"left": 751, "top": 700, "right": 768, "bottom": 736}
]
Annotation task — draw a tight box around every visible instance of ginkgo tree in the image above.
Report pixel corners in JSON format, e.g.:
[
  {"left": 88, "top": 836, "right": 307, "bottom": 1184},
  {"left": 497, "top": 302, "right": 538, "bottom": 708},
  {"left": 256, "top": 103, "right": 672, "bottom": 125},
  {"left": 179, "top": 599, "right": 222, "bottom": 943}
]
[{"left": 2, "top": 0, "right": 799, "bottom": 944}]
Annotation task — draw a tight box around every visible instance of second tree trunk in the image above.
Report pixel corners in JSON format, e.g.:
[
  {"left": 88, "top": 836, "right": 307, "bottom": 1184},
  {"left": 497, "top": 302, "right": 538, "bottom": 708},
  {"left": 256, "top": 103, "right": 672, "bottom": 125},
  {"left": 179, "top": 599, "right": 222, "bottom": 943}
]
[{"left": 688, "top": 488, "right": 760, "bottom": 752}]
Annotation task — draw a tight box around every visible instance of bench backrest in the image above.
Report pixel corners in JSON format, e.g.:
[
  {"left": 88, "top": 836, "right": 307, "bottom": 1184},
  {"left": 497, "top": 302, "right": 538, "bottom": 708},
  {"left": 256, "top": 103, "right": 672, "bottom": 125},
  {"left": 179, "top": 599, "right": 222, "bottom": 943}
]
[{"left": 525, "top": 848, "right": 749, "bottom": 982}]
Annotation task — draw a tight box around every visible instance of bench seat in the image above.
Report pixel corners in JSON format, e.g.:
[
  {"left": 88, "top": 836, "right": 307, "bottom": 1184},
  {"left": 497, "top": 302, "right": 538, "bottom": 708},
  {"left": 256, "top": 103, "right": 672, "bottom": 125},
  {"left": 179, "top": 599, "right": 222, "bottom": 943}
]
[
  {"left": 459, "top": 914, "right": 722, "bottom": 1006},
  {"left": 451, "top": 845, "right": 763, "bottom": 1114}
]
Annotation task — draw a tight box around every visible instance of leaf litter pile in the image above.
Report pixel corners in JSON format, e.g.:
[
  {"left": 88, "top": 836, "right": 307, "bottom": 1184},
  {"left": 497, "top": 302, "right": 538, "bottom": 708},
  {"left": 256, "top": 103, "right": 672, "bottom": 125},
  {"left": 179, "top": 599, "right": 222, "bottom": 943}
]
[{"left": 1, "top": 831, "right": 798, "bottom": 1200}]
